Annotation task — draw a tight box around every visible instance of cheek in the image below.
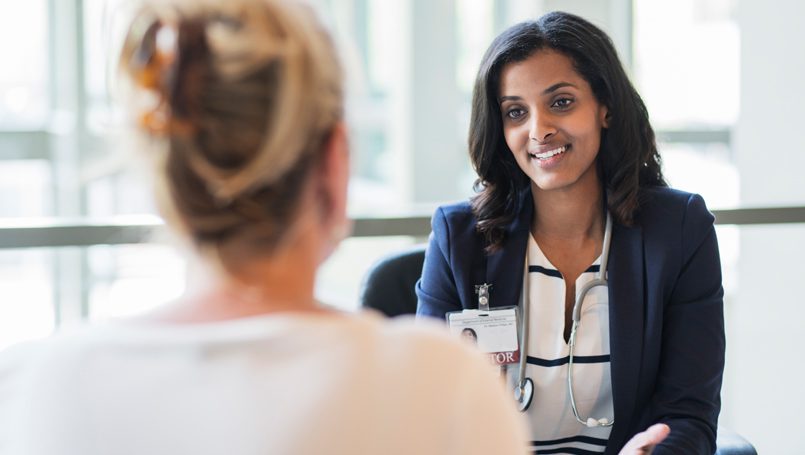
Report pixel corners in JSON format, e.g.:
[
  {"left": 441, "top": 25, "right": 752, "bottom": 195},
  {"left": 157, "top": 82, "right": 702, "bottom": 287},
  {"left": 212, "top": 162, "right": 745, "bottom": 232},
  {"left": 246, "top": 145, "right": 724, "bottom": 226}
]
[
  {"left": 588, "top": 126, "right": 604, "bottom": 153},
  {"left": 503, "top": 127, "right": 524, "bottom": 154},
  {"left": 570, "top": 117, "right": 604, "bottom": 151}
]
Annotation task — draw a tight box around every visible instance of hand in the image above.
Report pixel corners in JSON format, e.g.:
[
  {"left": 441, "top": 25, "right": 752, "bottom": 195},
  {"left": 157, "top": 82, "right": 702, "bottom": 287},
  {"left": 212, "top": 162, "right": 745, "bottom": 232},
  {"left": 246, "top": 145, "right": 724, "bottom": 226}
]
[{"left": 618, "top": 423, "right": 670, "bottom": 455}]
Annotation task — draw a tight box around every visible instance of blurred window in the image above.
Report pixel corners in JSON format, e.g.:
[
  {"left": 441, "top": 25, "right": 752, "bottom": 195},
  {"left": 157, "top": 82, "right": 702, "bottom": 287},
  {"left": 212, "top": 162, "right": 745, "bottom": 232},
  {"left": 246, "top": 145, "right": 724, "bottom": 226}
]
[
  {"left": 0, "top": 1, "right": 48, "bottom": 129},
  {"left": 634, "top": 0, "right": 739, "bottom": 210}
]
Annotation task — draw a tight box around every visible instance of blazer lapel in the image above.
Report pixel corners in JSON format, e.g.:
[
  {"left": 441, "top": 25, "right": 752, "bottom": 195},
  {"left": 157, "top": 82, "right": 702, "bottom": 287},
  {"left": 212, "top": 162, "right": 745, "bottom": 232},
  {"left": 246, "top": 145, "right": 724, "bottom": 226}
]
[{"left": 606, "top": 222, "right": 646, "bottom": 451}]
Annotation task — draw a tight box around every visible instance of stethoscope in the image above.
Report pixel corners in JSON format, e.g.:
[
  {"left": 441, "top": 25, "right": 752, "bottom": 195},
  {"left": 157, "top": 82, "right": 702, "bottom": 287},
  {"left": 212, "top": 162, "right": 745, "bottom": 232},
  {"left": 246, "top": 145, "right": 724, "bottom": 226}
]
[{"left": 513, "top": 212, "right": 615, "bottom": 428}]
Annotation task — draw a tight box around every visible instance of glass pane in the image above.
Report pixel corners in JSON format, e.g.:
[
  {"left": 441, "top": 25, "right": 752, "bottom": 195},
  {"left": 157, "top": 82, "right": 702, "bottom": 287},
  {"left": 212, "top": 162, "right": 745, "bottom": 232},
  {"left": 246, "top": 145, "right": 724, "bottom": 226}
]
[
  {"left": 456, "top": 0, "right": 494, "bottom": 94},
  {"left": 720, "top": 224, "right": 805, "bottom": 453},
  {"left": 0, "top": 160, "right": 52, "bottom": 217},
  {"left": 87, "top": 243, "right": 185, "bottom": 321},
  {"left": 0, "top": 0, "right": 48, "bottom": 128},
  {"left": 659, "top": 142, "right": 739, "bottom": 210},
  {"left": 85, "top": 171, "right": 157, "bottom": 217},
  {"left": 0, "top": 249, "right": 55, "bottom": 350},
  {"left": 634, "top": 0, "right": 739, "bottom": 129},
  {"left": 83, "top": 0, "right": 129, "bottom": 133},
  {"left": 344, "top": 0, "right": 401, "bottom": 213}
]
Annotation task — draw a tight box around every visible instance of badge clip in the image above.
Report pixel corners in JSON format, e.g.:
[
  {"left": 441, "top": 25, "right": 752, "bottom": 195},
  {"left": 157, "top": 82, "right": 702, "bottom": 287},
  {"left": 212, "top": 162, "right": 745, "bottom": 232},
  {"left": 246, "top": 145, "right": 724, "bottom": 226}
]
[{"left": 474, "top": 283, "right": 492, "bottom": 312}]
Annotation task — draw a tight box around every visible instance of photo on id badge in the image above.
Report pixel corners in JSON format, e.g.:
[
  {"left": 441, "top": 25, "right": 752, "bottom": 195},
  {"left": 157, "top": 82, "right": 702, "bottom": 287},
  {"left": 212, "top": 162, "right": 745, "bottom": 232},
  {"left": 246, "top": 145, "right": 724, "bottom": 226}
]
[{"left": 447, "top": 308, "right": 520, "bottom": 365}]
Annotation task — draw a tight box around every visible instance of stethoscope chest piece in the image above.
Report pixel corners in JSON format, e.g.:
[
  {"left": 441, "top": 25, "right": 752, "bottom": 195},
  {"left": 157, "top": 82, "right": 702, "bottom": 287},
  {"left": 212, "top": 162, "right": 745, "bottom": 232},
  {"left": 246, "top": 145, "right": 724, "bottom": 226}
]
[{"left": 514, "top": 378, "right": 534, "bottom": 412}]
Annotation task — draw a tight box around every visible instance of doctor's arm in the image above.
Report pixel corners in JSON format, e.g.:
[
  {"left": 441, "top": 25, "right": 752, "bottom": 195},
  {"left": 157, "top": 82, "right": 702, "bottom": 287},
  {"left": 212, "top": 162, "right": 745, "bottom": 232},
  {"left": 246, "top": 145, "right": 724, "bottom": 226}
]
[
  {"left": 416, "top": 207, "right": 463, "bottom": 319},
  {"left": 647, "top": 194, "right": 726, "bottom": 455}
]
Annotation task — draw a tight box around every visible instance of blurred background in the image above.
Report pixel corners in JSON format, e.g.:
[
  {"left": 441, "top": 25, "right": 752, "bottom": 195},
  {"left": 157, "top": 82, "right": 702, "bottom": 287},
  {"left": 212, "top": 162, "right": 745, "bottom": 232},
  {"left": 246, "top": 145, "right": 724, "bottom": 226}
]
[{"left": 0, "top": 0, "right": 802, "bottom": 452}]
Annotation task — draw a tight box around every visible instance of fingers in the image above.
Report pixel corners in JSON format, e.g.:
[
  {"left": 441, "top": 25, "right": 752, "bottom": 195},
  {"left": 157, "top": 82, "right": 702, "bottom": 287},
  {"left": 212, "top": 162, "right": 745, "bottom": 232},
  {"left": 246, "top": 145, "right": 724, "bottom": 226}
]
[
  {"left": 619, "top": 423, "right": 670, "bottom": 455},
  {"left": 642, "top": 423, "right": 670, "bottom": 445}
]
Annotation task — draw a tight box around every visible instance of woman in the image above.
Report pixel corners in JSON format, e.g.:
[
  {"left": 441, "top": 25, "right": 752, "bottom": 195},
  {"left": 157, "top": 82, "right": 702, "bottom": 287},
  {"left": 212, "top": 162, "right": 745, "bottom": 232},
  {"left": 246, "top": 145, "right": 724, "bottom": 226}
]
[
  {"left": 416, "top": 12, "right": 724, "bottom": 455},
  {"left": 0, "top": 1, "right": 529, "bottom": 454}
]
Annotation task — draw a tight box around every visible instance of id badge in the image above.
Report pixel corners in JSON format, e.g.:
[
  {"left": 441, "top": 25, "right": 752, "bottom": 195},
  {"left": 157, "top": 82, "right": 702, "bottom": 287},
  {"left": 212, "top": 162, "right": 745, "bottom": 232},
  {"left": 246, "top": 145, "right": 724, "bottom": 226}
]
[{"left": 446, "top": 307, "right": 520, "bottom": 365}]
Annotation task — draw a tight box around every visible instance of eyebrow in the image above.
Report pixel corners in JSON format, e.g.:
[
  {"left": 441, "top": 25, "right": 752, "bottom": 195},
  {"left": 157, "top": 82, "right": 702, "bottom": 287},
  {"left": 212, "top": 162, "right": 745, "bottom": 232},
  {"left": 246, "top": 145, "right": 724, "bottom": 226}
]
[
  {"left": 499, "top": 82, "right": 579, "bottom": 103},
  {"left": 542, "top": 82, "right": 578, "bottom": 95}
]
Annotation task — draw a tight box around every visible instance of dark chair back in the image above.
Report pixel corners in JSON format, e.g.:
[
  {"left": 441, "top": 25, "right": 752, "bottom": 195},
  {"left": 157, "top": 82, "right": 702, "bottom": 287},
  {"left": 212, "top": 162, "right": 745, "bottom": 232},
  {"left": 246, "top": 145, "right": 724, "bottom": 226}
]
[
  {"left": 716, "top": 427, "right": 757, "bottom": 455},
  {"left": 359, "top": 245, "right": 426, "bottom": 317}
]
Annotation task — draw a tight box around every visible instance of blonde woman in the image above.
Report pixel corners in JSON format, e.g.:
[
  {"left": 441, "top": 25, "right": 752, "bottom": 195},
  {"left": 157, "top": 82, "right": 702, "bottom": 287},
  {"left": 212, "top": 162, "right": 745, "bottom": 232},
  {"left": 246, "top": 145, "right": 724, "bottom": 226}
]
[{"left": 0, "top": 1, "right": 528, "bottom": 454}]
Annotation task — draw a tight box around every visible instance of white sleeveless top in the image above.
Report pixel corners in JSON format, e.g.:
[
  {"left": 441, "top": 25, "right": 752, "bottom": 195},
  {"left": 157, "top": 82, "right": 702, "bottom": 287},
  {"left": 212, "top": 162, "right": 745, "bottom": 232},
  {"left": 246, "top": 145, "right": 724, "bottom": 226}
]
[{"left": 506, "top": 234, "right": 614, "bottom": 454}]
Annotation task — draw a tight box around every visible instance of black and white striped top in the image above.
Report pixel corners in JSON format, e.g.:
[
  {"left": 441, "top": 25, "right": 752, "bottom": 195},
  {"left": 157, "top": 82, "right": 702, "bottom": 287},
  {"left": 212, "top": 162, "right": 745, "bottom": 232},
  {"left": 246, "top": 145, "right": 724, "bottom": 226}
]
[{"left": 506, "top": 234, "right": 614, "bottom": 454}]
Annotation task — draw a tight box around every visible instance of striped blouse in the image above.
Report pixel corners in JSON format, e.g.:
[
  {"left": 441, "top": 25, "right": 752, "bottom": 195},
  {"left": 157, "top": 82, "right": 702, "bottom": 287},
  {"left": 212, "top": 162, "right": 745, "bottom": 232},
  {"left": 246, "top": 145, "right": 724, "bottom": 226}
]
[{"left": 505, "top": 234, "right": 614, "bottom": 454}]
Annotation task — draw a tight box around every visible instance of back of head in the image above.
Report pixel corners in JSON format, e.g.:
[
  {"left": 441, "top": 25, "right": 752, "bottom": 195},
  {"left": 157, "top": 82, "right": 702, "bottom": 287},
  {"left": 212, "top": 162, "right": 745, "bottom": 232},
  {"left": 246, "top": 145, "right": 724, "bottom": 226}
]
[{"left": 118, "top": 0, "right": 343, "bottom": 266}]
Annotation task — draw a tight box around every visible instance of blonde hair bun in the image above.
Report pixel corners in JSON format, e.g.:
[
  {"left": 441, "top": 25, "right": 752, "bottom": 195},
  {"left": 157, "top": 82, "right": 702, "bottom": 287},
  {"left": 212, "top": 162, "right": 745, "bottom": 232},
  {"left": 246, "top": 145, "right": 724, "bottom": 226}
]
[{"left": 119, "top": 0, "right": 343, "bottom": 254}]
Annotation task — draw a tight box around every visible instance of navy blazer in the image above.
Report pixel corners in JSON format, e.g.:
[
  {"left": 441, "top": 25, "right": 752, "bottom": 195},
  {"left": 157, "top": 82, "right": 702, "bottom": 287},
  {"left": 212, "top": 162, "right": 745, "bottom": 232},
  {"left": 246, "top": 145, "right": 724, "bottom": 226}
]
[{"left": 416, "top": 186, "right": 725, "bottom": 455}]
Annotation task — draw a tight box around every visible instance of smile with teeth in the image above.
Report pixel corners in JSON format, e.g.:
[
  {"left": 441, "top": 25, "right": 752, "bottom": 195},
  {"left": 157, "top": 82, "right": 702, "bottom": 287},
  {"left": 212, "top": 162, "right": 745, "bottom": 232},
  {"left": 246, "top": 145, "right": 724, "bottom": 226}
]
[{"left": 529, "top": 145, "right": 567, "bottom": 160}]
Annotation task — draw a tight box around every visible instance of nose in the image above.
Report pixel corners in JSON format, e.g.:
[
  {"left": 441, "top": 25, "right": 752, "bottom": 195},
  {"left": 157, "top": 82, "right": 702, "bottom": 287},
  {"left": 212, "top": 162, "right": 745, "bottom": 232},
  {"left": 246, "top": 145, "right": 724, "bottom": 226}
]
[{"left": 529, "top": 111, "right": 556, "bottom": 143}]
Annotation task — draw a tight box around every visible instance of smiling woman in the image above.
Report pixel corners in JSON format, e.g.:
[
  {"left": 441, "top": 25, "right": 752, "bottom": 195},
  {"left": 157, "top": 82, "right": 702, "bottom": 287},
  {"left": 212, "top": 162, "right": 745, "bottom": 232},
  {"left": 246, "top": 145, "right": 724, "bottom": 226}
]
[{"left": 417, "top": 11, "right": 725, "bottom": 455}]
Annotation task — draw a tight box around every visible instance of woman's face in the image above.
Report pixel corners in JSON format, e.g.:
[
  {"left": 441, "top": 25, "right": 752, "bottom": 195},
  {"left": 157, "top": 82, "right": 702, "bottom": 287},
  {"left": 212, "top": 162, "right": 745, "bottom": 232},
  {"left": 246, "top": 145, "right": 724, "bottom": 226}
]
[{"left": 498, "top": 49, "right": 608, "bottom": 194}]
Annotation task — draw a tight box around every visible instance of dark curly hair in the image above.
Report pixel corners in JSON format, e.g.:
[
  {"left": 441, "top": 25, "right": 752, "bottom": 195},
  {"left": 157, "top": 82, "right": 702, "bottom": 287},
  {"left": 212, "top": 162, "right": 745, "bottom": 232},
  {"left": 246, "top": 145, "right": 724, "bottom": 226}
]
[{"left": 469, "top": 11, "right": 666, "bottom": 252}]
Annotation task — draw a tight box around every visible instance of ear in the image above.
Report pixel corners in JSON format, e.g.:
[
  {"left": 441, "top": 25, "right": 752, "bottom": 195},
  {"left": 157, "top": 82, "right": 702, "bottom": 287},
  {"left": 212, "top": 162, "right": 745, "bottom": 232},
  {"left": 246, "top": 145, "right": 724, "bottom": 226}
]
[
  {"left": 316, "top": 121, "right": 351, "bottom": 260},
  {"left": 600, "top": 105, "right": 610, "bottom": 128},
  {"left": 321, "top": 121, "right": 349, "bottom": 221}
]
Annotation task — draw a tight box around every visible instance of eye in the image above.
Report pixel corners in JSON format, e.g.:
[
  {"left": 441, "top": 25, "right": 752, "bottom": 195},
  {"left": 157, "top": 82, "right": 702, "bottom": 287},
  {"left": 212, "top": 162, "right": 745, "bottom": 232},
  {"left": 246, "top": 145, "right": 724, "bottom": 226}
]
[
  {"left": 551, "top": 97, "right": 574, "bottom": 109},
  {"left": 505, "top": 108, "right": 526, "bottom": 120}
]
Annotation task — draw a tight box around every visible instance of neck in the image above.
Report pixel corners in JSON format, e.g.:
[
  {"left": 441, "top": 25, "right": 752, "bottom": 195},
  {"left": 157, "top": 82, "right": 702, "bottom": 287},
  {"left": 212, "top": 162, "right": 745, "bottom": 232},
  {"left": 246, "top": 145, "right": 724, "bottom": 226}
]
[
  {"left": 531, "top": 177, "right": 604, "bottom": 242},
  {"left": 145, "top": 226, "right": 328, "bottom": 324}
]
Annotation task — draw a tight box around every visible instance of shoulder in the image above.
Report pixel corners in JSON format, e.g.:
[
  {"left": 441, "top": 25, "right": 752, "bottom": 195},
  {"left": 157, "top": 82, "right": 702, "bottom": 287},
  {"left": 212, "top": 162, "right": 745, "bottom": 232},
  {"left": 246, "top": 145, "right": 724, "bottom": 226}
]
[
  {"left": 0, "top": 339, "right": 47, "bottom": 384},
  {"left": 636, "top": 186, "right": 715, "bottom": 231},
  {"left": 352, "top": 312, "right": 519, "bottom": 402},
  {"left": 349, "top": 312, "right": 507, "bottom": 386},
  {"left": 431, "top": 200, "right": 476, "bottom": 230},
  {"left": 353, "top": 312, "right": 483, "bottom": 364},
  {"left": 428, "top": 200, "right": 483, "bottom": 247},
  {"left": 0, "top": 328, "right": 99, "bottom": 431},
  {"left": 633, "top": 187, "right": 719, "bottom": 272},
  {"left": 0, "top": 326, "right": 109, "bottom": 380},
  {"left": 344, "top": 313, "right": 529, "bottom": 454},
  {"left": 0, "top": 325, "right": 95, "bottom": 361}
]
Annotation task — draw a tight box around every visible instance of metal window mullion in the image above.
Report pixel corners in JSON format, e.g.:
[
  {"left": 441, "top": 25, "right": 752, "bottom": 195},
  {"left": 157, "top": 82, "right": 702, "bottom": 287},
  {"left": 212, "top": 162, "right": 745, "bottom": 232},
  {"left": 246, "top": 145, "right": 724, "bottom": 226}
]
[
  {"left": 3, "top": 207, "right": 805, "bottom": 250},
  {"left": 0, "top": 132, "right": 50, "bottom": 160},
  {"left": 610, "top": 0, "right": 633, "bottom": 70},
  {"left": 47, "top": 0, "right": 91, "bottom": 327}
]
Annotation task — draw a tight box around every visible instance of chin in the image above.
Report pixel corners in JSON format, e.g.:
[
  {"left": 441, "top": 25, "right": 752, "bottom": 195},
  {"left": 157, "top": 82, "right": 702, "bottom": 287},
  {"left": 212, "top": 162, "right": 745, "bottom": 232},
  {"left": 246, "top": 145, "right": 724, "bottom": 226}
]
[{"left": 531, "top": 176, "right": 572, "bottom": 192}]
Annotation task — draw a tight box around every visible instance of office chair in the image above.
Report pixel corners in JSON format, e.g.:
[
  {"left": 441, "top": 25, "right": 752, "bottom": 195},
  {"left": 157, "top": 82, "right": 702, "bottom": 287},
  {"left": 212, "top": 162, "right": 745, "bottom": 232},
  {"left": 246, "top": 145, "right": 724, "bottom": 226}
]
[
  {"left": 359, "top": 244, "right": 427, "bottom": 317},
  {"left": 359, "top": 245, "right": 757, "bottom": 455}
]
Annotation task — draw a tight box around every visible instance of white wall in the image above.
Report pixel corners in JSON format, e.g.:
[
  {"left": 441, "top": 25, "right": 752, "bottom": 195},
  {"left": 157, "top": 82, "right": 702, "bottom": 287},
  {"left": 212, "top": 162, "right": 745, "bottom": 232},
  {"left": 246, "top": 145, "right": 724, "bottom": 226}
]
[{"left": 726, "top": 0, "right": 805, "bottom": 452}]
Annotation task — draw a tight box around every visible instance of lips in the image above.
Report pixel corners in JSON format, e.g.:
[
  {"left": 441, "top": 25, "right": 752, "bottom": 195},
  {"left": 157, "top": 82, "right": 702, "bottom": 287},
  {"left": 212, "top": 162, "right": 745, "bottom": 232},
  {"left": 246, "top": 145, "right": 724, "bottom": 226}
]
[{"left": 528, "top": 145, "right": 568, "bottom": 160}]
